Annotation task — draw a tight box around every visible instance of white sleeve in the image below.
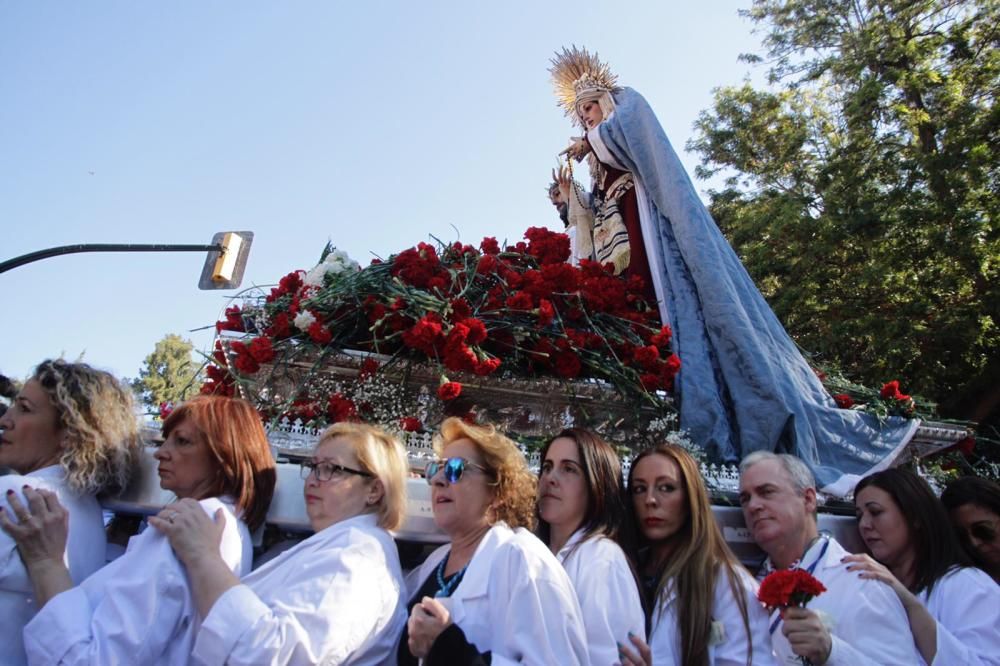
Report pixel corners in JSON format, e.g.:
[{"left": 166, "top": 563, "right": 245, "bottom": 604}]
[
  {"left": 0, "top": 477, "right": 36, "bottom": 593},
  {"left": 825, "top": 581, "right": 920, "bottom": 666},
  {"left": 570, "top": 547, "right": 644, "bottom": 666},
  {"left": 23, "top": 497, "right": 248, "bottom": 666},
  {"left": 193, "top": 539, "right": 400, "bottom": 666},
  {"left": 23, "top": 537, "right": 189, "bottom": 665},
  {"left": 567, "top": 183, "right": 594, "bottom": 262},
  {"left": 490, "top": 547, "right": 588, "bottom": 666},
  {"left": 928, "top": 570, "right": 1000, "bottom": 666},
  {"left": 711, "top": 569, "right": 776, "bottom": 666}
]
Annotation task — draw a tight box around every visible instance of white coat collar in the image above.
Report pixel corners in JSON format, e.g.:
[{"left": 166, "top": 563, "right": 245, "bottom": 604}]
[{"left": 556, "top": 528, "right": 587, "bottom": 564}]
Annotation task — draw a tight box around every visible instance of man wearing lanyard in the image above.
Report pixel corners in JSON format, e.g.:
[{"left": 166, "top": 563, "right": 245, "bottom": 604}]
[{"left": 738, "top": 452, "right": 920, "bottom": 665}]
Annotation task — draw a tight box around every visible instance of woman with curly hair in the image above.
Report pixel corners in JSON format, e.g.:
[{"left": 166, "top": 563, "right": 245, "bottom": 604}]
[
  {"left": 0, "top": 359, "right": 141, "bottom": 666},
  {"left": 3, "top": 394, "right": 275, "bottom": 665},
  {"left": 400, "top": 417, "right": 587, "bottom": 665}
]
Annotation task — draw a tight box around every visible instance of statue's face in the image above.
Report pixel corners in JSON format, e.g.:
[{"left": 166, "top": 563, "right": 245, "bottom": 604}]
[{"left": 578, "top": 100, "right": 604, "bottom": 129}]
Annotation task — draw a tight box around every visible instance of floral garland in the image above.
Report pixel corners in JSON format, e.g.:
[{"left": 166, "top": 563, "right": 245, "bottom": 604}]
[{"left": 202, "top": 228, "right": 681, "bottom": 439}]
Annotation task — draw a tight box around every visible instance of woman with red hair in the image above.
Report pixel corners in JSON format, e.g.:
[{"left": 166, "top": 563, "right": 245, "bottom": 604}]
[{"left": 3, "top": 395, "right": 275, "bottom": 665}]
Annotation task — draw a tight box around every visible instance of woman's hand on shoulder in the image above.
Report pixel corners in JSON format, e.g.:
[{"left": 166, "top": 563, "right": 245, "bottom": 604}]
[
  {"left": 617, "top": 632, "right": 651, "bottom": 666},
  {"left": 0, "top": 486, "right": 68, "bottom": 566},
  {"left": 407, "top": 596, "right": 452, "bottom": 659},
  {"left": 149, "top": 498, "right": 225, "bottom": 567},
  {"left": 841, "top": 552, "right": 913, "bottom": 602}
]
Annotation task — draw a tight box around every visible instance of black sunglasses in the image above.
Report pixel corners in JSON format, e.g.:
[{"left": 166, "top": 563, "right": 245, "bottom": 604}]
[
  {"left": 424, "top": 457, "right": 490, "bottom": 485},
  {"left": 300, "top": 460, "right": 372, "bottom": 482}
]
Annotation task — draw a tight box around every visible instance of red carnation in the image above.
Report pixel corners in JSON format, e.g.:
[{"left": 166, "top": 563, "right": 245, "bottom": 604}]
[
  {"left": 651, "top": 325, "right": 673, "bottom": 348},
  {"left": 480, "top": 237, "right": 501, "bottom": 255},
  {"left": 266, "top": 312, "right": 292, "bottom": 339},
  {"left": 757, "top": 568, "right": 827, "bottom": 610},
  {"left": 833, "top": 394, "right": 854, "bottom": 409},
  {"left": 464, "top": 318, "right": 488, "bottom": 345},
  {"left": 450, "top": 298, "right": 473, "bottom": 321},
  {"left": 506, "top": 291, "right": 534, "bottom": 310},
  {"left": 437, "top": 381, "right": 462, "bottom": 401},
  {"left": 400, "top": 416, "right": 423, "bottom": 432},
  {"left": 308, "top": 321, "right": 333, "bottom": 345},
  {"left": 633, "top": 345, "right": 660, "bottom": 370},
  {"left": 233, "top": 352, "right": 260, "bottom": 375},
  {"left": 537, "top": 299, "right": 555, "bottom": 327},
  {"left": 248, "top": 337, "right": 276, "bottom": 364},
  {"left": 880, "top": 380, "right": 905, "bottom": 401},
  {"left": 158, "top": 402, "right": 174, "bottom": 421},
  {"left": 326, "top": 394, "right": 357, "bottom": 423},
  {"left": 476, "top": 254, "right": 498, "bottom": 275},
  {"left": 553, "top": 350, "right": 582, "bottom": 379},
  {"left": 358, "top": 358, "right": 380, "bottom": 379},
  {"left": 474, "top": 357, "right": 501, "bottom": 376}
]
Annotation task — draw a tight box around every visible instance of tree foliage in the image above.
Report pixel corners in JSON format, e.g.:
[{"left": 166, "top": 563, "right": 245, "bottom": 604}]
[
  {"left": 131, "top": 334, "right": 203, "bottom": 413},
  {"left": 689, "top": 0, "right": 999, "bottom": 424}
]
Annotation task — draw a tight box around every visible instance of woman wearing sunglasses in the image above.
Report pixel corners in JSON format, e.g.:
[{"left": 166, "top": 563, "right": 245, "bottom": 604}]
[
  {"left": 941, "top": 476, "right": 1000, "bottom": 584},
  {"left": 845, "top": 468, "right": 1000, "bottom": 665},
  {"left": 155, "top": 421, "right": 408, "bottom": 665},
  {"left": 399, "top": 417, "right": 588, "bottom": 665},
  {"left": 536, "top": 428, "right": 644, "bottom": 666}
]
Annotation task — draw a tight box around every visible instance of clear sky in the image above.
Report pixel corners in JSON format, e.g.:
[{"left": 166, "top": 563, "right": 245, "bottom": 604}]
[{"left": 1, "top": 2, "right": 762, "bottom": 385}]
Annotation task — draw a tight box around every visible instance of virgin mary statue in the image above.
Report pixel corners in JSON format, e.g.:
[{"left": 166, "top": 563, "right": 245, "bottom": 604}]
[{"left": 550, "top": 47, "right": 917, "bottom": 496}]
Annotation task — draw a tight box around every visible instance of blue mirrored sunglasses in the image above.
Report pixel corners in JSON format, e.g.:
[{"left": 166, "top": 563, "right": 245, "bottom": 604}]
[{"left": 424, "top": 457, "right": 490, "bottom": 485}]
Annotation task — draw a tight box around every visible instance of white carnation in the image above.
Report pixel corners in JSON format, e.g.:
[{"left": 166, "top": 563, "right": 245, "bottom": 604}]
[
  {"left": 294, "top": 311, "right": 317, "bottom": 332},
  {"left": 303, "top": 263, "right": 332, "bottom": 287}
]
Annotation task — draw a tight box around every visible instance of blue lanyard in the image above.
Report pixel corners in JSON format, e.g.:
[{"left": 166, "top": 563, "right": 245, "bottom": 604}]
[{"left": 768, "top": 536, "right": 830, "bottom": 636}]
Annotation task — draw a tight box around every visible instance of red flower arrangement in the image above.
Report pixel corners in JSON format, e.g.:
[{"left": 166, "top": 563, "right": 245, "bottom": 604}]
[
  {"left": 757, "top": 568, "right": 827, "bottom": 610},
  {"left": 206, "top": 226, "right": 680, "bottom": 429}
]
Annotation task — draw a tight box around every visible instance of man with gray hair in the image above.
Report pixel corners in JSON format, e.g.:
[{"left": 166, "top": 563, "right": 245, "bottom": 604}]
[{"left": 739, "top": 452, "right": 919, "bottom": 664}]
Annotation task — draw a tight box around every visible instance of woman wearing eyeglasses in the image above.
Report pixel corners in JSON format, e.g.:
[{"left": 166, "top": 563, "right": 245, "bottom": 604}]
[
  {"left": 535, "top": 428, "right": 644, "bottom": 666},
  {"left": 941, "top": 476, "right": 1000, "bottom": 584},
  {"left": 155, "top": 421, "right": 408, "bottom": 665},
  {"left": 845, "top": 468, "right": 1000, "bottom": 665},
  {"left": 399, "top": 417, "right": 588, "bottom": 665}
]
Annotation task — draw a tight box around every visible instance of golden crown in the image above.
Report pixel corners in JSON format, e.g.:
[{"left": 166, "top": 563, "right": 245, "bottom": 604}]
[{"left": 549, "top": 46, "right": 619, "bottom": 121}]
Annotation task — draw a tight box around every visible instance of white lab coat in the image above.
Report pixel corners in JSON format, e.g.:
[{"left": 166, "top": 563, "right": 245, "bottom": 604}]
[
  {"left": 766, "top": 537, "right": 921, "bottom": 665},
  {"left": 23, "top": 496, "right": 251, "bottom": 666},
  {"left": 648, "top": 564, "right": 775, "bottom": 666},
  {"left": 1, "top": 467, "right": 107, "bottom": 666},
  {"left": 407, "top": 522, "right": 588, "bottom": 666},
  {"left": 193, "top": 513, "right": 406, "bottom": 666},
  {"left": 557, "top": 529, "right": 644, "bottom": 666},
  {"left": 919, "top": 565, "right": 1000, "bottom": 666}
]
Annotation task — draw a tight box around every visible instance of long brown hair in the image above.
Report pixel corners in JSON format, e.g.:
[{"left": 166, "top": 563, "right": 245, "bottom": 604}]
[
  {"left": 627, "top": 445, "right": 753, "bottom": 666},
  {"left": 162, "top": 396, "right": 276, "bottom": 531},
  {"left": 536, "top": 428, "right": 637, "bottom": 558},
  {"left": 856, "top": 468, "right": 971, "bottom": 595}
]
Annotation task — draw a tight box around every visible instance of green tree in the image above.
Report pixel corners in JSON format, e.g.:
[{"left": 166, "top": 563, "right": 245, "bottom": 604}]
[
  {"left": 689, "top": 0, "right": 999, "bottom": 425},
  {"left": 131, "top": 334, "right": 203, "bottom": 413}
]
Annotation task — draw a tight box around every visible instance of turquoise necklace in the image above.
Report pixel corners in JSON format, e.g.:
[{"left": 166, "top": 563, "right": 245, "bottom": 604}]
[{"left": 435, "top": 555, "right": 468, "bottom": 598}]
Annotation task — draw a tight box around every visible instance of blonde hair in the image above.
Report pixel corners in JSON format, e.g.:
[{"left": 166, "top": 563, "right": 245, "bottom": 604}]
[
  {"left": 434, "top": 418, "right": 536, "bottom": 530},
  {"left": 319, "top": 422, "right": 409, "bottom": 531},
  {"left": 629, "top": 444, "right": 753, "bottom": 666},
  {"left": 34, "top": 359, "right": 141, "bottom": 495}
]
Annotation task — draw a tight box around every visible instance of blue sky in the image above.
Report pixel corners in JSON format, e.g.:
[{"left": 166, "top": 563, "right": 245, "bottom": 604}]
[{"left": 1, "top": 2, "right": 762, "bottom": 386}]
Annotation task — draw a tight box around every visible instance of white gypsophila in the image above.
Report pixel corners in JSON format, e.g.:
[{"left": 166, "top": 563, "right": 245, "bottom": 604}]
[{"left": 293, "top": 310, "right": 317, "bottom": 332}]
